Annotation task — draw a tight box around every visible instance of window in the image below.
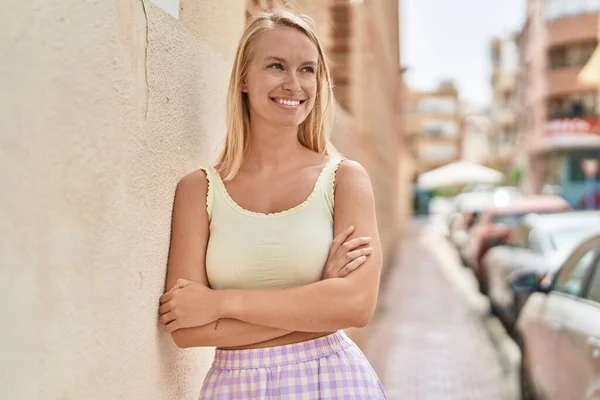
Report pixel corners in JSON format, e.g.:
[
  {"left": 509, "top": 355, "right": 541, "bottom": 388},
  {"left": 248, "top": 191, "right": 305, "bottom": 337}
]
[
  {"left": 549, "top": 227, "right": 600, "bottom": 252},
  {"left": 555, "top": 249, "right": 598, "bottom": 296},
  {"left": 492, "top": 213, "right": 526, "bottom": 227},
  {"left": 548, "top": 41, "right": 597, "bottom": 69},
  {"left": 549, "top": 47, "right": 566, "bottom": 68},
  {"left": 419, "top": 97, "right": 456, "bottom": 115},
  {"left": 586, "top": 254, "right": 600, "bottom": 302},
  {"left": 547, "top": 92, "right": 598, "bottom": 118},
  {"left": 420, "top": 120, "right": 458, "bottom": 137}
]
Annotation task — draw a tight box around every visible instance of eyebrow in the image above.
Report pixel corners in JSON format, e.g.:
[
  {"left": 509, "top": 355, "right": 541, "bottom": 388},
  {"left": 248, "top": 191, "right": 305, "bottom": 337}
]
[{"left": 264, "top": 56, "right": 317, "bottom": 66}]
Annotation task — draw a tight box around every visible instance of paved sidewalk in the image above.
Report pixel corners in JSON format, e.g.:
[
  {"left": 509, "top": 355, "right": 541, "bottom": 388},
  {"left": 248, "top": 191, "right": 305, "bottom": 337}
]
[{"left": 364, "top": 220, "right": 511, "bottom": 400}]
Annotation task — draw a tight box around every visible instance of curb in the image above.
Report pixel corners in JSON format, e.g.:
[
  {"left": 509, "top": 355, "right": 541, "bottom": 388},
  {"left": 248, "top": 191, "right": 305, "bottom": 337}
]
[{"left": 423, "top": 225, "right": 522, "bottom": 400}]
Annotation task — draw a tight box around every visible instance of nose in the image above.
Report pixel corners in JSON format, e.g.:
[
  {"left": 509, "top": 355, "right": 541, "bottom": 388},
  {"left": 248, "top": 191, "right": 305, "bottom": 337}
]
[{"left": 281, "top": 71, "right": 301, "bottom": 93}]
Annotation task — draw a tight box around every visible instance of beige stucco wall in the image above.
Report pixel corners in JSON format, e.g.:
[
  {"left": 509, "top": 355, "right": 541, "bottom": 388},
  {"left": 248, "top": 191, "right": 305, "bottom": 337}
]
[{"left": 0, "top": 1, "right": 245, "bottom": 398}]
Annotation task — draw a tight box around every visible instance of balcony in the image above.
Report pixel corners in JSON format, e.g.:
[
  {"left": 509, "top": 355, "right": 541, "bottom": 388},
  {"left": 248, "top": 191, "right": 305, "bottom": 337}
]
[
  {"left": 545, "top": 116, "right": 600, "bottom": 137},
  {"left": 546, "top": 11, "right": 599, "bottom": 47},
  {"left": 546, "top": 66, "right": 596, "bottom": 97}
]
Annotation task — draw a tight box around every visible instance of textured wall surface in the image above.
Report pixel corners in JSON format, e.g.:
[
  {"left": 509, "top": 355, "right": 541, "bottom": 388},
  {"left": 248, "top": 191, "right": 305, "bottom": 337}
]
[{"left": 0, "top": 1, "right": 244, "bottom": 398}]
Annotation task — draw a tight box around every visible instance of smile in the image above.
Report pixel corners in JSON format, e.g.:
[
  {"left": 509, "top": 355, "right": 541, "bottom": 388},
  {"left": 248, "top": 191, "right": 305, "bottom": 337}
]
[{"left": 271, "top": 97, "right": 306, "bottom": 108}]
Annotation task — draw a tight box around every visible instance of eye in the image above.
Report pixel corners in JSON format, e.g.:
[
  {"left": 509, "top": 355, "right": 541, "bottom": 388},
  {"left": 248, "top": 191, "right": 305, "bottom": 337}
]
[
  {"left": 267, "top": 63, "right": 284, "bottom": 70},
  {"left": 302, "top": 66, "right": 316, "bottom": 74}
]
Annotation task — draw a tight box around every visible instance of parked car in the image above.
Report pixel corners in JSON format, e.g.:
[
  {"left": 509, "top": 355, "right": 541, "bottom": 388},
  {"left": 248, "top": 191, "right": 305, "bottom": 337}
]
[
  {"left": 461, "top": 195, "right": 570, "bottom": 293},
  {"left": 516, "top": 233, "right": 600, "bottom": 400},
  {"left": 447, "top": 192, "right": 495, "bottom": 251},
  {"left": 482, "top": 211, "right": 600, "bottom": 331}
]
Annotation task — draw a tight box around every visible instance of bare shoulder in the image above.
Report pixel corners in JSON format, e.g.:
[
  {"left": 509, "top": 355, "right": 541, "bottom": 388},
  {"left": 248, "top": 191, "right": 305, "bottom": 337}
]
[
  {"left": 335, "top": 159, "right": 373, "bottom": 194},
  {"left": 333, "top": 160, "right": 378, "bottom": 237},
  {"left": 174, "top": 168, "right": 210, "bottom": 208}
]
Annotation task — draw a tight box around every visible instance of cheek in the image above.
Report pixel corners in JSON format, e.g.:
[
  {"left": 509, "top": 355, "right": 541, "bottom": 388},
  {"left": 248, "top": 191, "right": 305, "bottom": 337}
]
[
  {"left": 303, "top": 80, "right": 318, "bottom": 110},
  {"left": 248, "top": 75, "right": 282, "bottom": 102},
  {"left": 304, "top": 78, "right": 318, "bottom": 97}
]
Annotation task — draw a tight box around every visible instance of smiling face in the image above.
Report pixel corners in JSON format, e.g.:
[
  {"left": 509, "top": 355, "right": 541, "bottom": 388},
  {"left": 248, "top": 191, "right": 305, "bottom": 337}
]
[{"left": 242, "top": 27, "right": 319, "bottom": 129}]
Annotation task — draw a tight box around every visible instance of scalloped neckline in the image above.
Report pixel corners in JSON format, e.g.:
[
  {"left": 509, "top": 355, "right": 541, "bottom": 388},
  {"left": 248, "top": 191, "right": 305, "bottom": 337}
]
[{"left": 211, "top": 158, "right": 334, "bottom": 218}]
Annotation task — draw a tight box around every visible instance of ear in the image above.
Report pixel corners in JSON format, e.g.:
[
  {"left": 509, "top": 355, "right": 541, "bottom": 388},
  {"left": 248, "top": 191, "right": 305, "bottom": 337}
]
[{"left": 241, "top": 79, "right": 248, "bottom": 93}]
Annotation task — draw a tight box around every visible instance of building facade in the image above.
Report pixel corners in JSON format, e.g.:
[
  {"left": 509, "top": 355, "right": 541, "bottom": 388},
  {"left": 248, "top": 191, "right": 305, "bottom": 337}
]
[
  {"left": 519, "top": 0, "right": 600, "bottom": 205},
  {"left": 488, "top": 36, "right": 521, "bottom": 174},
  {"left": 404, "top": 81, "right": 462, "bottom": 174},
  {"left": 460, "top": 112, "right": 494, "bottom": 165}
]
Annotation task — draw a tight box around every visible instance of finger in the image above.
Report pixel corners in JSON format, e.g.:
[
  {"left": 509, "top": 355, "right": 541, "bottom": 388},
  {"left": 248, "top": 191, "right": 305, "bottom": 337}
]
[
  {"left": 159, "top": 302, "right": 172, "bottom": 316},
  {"left": 177, "top": 278, "right": 193, "bottom": 288},
  {"left": 167, "top": 283, "right": 180, "bottom": 293},
  {"left": 345, "top": 247, "right": 373, "bottom": 262},
  {"left": 328, "top": 226, "right": 355, "bottom": 256},
  {"left": 159, "top": 291, "right": 173, "bottom": 304},
  {"left": 335, "top": 236, "right": 372, "bottom": 258},
  {"left": 160, "top": 311, "right": 176, "bottom": 326},
  {"left": 166, "top": 319, "right": 180, "bottom": 333},
  {"left": 167, "top": 278, "right": 191, "bottom": 293},
  {"left": 339, "top": 255, "right": 367, "bottom": 277}
]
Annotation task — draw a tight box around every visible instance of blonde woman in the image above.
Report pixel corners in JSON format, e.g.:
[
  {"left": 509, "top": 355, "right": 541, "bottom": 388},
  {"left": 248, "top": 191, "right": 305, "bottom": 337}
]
[{"left": 159, "top": 8, "right": 387, "bottom": 399}]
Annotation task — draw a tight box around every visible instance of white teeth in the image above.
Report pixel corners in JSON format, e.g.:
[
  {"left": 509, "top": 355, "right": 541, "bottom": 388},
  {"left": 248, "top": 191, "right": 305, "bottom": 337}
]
[{"left": 276, "top": 99, "right": 301, "bottom": 106}]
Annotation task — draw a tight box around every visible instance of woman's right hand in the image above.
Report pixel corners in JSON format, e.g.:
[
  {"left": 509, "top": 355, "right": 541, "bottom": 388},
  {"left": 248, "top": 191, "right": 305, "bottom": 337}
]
[{"left": 322, "top": 226, "right": 373, "bottom": 279}]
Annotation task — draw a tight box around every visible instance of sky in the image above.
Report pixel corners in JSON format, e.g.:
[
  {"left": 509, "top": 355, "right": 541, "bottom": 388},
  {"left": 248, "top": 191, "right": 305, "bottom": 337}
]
[{"left": 400, "top": 0, "right": 526, "bottom": 108}]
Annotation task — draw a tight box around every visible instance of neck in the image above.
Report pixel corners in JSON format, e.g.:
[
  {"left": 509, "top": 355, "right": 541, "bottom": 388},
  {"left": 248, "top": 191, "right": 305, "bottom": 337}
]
[{"left": 244, "top": 121, "right": 306, "bottom": 172}]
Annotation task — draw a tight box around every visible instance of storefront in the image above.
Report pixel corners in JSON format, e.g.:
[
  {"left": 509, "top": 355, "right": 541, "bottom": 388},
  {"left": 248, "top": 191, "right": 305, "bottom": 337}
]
[{"left": 533, "top": 131, "right": 600, "bottom": 208}]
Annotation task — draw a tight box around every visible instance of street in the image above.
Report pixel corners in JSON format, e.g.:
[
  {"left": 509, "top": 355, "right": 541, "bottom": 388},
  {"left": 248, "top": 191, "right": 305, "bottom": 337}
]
[{"left": 364, "top": 217, "right": 520, "bottom": 400}]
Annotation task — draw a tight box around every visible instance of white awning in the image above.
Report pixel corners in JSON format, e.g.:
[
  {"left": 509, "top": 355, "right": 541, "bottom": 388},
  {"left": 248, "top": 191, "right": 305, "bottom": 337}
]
[{"left": 417, "top": 160, "right": 504, "bottom": 189}]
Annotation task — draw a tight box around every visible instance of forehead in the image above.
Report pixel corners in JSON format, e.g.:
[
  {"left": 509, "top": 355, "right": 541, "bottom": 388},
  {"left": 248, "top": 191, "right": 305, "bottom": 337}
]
[{"left": 252, "top": 27, "right": 319, "bottom": 63}]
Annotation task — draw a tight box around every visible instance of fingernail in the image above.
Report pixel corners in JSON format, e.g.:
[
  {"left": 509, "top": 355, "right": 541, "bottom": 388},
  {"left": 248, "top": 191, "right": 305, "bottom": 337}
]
[
  {"left": 360, "top": 256, "right": 367, "bottom": 261},
  {"left": 349, "top": 225, "right": 355, "bottom": 230}
]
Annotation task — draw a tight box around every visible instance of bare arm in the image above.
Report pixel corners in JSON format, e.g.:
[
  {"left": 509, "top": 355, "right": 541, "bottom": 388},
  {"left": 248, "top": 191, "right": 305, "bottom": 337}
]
[
  {"left": 167, "top": 318, "right": 290, "bottom": 349},
  {"left": 164, "top": 170, "right": 292, "bottom": 348},
  {"left": 216, "top": 161, "right": 383, "bottom": 332}
]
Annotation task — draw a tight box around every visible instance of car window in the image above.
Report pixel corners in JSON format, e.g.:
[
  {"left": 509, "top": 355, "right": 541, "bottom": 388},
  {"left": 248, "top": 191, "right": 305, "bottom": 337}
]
[
  {"left": 492, "top": 213, "right": 525, "bottom": 227},
  {"left": 586, "top": 255, "right": 600, "bottom": 303},
  {"left": 554, "top": 249, "right": 598, "bottom": 297}
]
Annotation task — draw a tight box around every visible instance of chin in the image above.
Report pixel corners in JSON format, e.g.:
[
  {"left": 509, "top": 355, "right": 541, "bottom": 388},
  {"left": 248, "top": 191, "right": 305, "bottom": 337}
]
[{"left": 275, "top": 117, "right": 307, "bottom": 128}]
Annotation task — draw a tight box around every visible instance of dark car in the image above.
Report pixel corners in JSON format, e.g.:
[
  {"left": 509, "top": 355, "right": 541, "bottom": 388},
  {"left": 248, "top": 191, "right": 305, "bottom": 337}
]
[{"left": 461, "top": 195, "right": 570, "bottom": 293}]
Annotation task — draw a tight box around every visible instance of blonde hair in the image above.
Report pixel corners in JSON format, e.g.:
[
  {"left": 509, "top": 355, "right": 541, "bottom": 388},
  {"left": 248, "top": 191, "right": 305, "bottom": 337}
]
[{"left": 217, "top": 8, "right": 337, "bottom": 180}]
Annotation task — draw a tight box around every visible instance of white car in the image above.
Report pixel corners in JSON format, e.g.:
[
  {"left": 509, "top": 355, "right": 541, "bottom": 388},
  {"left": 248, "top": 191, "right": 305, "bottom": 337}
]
[{"left": 483, "top": 211, "right": 600, "bottom": 330}]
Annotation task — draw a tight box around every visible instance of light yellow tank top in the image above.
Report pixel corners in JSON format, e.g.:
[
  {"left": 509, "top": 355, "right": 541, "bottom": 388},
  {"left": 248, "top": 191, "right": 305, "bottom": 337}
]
[{"left": 202, "top": 158, "right": 345, "bottom": 290}]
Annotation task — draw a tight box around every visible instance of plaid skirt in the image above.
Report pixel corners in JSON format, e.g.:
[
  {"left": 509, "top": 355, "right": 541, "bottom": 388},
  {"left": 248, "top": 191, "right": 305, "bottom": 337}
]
[{"left": 199, "top": 330, "right": 387, "bottom": 399}]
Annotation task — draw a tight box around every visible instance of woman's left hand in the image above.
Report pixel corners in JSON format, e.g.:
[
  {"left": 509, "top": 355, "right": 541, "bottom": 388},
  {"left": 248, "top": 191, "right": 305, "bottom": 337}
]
[{"left": 159, "top": 279, "right": 220, "bottom": 333}]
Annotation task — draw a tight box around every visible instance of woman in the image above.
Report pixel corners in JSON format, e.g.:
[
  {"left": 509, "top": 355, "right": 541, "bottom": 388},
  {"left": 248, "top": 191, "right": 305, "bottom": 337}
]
[{"left": 159, "top": 8, "right": 387, "bottom": 399}]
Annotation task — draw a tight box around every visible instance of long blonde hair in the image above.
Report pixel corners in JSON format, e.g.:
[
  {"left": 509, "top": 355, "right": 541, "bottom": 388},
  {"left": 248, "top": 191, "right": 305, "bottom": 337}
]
[{"left": 217, "top": 8, "right": 337, "bottom": 180}]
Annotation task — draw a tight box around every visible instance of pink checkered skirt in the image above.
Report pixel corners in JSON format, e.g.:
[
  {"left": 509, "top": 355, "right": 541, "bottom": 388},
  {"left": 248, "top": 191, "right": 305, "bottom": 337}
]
[{"left": 199, "top": 330, "right": 387, "bottom": 399}]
